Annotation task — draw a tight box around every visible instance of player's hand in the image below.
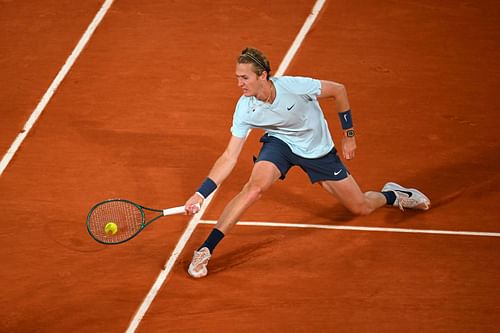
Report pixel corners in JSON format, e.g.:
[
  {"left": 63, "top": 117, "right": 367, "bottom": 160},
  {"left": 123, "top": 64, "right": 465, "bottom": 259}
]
[
  {"left": 184, "top": 193, "right": 203, "bottom": 215},
  {"left": 342, "top": 136, "right": 357, "bottom": 160}
]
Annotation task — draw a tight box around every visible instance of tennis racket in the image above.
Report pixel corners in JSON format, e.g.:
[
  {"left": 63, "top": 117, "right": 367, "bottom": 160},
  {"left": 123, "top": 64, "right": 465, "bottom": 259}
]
[{"left": 86, "top": 199, "right": 199, "bottom": 245}]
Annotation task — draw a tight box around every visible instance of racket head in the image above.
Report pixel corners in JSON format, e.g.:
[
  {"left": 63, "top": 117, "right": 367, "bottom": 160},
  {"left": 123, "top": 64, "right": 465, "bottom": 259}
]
[{"left": 86, "top": 199, "right": 145, "bottom": 245}]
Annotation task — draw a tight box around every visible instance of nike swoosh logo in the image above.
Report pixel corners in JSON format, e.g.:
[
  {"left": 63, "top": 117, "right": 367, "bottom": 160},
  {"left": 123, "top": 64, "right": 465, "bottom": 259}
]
[
  {"left": 396, "top": 190, "right": 413, "bottom": 197},
  {"left": 334, "top": 169, "right": 343, "bottom": 176},
  {"left": 287, "top": 104, "right": 295, "bottom": 111},
  {"left": 343, "top": 114, "right": 349, "bottom": 122}
]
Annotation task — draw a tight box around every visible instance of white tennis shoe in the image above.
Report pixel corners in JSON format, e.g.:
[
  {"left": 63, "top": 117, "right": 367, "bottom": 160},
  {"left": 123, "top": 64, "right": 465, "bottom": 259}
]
[
  {"left": 382, "top": 182, "right": 431, "bottom": 211},
  {"left": 188, "top": 247, "right": 211, "bottom": 278}
]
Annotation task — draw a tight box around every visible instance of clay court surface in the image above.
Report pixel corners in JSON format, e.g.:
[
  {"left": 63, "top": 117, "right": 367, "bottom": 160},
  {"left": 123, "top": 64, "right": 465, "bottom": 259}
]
[{"left": 1, "top": 0, "right": 499, "bottom": 332}]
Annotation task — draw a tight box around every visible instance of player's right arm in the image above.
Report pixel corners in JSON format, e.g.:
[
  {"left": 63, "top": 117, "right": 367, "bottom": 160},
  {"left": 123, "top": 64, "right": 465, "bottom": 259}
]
[
  {"left": 184, "top": 134, "right": 248, "bottom": 213},
  {"left": 207, "top": 134, "right": 247, "bottom": 184}
]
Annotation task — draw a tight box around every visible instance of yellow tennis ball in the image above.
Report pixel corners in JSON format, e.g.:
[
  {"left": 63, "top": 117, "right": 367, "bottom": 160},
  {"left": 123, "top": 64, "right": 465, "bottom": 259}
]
[{"left": 104, "top": 222, "right": 118, "bottom": 235}]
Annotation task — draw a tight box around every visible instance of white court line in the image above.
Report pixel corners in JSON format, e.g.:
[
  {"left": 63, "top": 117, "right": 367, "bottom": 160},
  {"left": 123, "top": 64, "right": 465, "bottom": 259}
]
[
  {"left": 0, "top": 0, "right": 115, "bottom": 176},
  {"left": 200, "top": 220, "right": 500, "bottom": 238},
  {"left": 275, "top": 0, "right": 327, "bottom": 76},
  {"left": 125, "top": 195, "right": 214, "bottom": 333},
  {"left": 126, "top": 0, "right": 327, "bottom": 332}
]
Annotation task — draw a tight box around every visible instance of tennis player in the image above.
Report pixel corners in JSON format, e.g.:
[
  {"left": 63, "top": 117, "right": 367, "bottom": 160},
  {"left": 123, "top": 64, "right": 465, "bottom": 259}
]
[{"left": 184, "top": 47, "right": 430, "bottom": 278}]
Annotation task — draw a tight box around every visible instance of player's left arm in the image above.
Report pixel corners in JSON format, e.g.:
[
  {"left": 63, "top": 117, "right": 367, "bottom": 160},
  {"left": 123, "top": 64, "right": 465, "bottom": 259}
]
[{"left": 318, "top": 80, "right": 356, "bottom": 160}]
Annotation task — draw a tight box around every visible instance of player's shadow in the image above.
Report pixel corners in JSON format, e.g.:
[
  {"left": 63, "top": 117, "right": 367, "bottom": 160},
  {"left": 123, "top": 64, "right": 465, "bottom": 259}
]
[
  {"left": 178, "top": 236, "right": 284, "bottom": 277},
  {"left": 205, "top": 229, "right": 320, "bottom": 277},
  {"left": 208, "top": 237, "right": 281, "bottom": 275},
  {"left": 380, "top": 143, "right": 500, "bottom": 225}
]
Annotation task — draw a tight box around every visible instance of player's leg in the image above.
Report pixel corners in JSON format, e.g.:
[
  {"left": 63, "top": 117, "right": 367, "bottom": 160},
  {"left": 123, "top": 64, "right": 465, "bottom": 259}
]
[
  {"left": 298, "top": 148, "right": 387, "bottom": 215},
  {"left": 320, "top": 177, "right": 431, "bottom": 214},
  {"left": 319, "top": 176, "right": 386, "bottom": 215},
  {"left": 303, "top": 148, "right": 430, "bottom": 214},
  {"left": 188, "top": 160, "right": 281, "bottom": 278},
  {"left": 215, "top": 160, "right": 281, "bottom": 234}
]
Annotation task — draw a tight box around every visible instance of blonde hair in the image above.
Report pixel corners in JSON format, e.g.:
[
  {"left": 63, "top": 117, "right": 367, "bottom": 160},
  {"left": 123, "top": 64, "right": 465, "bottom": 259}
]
[{"left": 237, "top": 47, "right": 271, "bottom": 79}]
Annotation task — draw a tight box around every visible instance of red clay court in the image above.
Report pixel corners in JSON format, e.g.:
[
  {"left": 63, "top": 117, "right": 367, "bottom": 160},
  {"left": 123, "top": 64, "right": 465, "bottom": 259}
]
[{"left": 1, "top": 0, "right": 499, "bottom": 332}]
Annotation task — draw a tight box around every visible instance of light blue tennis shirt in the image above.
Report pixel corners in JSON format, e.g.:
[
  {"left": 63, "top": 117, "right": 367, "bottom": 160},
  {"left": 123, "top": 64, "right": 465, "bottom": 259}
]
[{"left": 231, "top": 76, "right": 334, "bottom": 158}]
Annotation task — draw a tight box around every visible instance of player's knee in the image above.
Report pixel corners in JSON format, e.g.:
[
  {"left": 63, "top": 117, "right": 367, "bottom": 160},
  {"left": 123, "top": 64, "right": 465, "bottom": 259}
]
[
  {"left": 348, "top": 201, "right": 373, "bottom": 216},
  {"left": 242, "top": 183, "right": 265, "bottom": 202}
]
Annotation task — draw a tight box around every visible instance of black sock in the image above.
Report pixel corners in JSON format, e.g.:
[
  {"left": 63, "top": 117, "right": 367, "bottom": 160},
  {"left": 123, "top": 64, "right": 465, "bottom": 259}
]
[
  {"left": 198, "top": 228, "right": 225, "bottom": 253},
  {"left": 381, "top": 191, "right": 397, "bottom": 205}
]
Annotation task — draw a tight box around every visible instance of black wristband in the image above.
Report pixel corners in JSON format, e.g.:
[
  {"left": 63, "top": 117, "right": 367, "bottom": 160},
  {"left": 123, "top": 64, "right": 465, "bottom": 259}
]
[
  {"left": 338, "top": 109, "right": 353, "bottom": 130},
  {"left": 196, "top": 177, "right": 218, "bottom": 199}
]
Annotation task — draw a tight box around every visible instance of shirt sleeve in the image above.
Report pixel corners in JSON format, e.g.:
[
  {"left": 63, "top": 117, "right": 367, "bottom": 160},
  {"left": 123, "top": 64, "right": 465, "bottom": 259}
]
[
  {"left": 278, "top": 76, "right": 321, "bottom": 97},
  {"left": 230, "top": 96, "right": 251, "bottom": 138}
]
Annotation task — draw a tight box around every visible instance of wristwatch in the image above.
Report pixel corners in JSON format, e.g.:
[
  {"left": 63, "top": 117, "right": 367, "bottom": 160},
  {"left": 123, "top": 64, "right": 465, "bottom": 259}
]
[{"left": 345, "top": 129, "right": 355, "bottom": 137}]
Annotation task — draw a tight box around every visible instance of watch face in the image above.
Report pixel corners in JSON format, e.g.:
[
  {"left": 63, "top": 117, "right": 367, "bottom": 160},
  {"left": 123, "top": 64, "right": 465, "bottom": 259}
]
[{"left": 346, "top": 129, "right": 355, "bottom": 137}]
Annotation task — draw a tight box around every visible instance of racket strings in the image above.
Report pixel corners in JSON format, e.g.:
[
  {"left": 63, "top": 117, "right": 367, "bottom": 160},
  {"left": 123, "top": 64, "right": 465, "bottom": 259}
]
[{"left": 88, "top": 201, "right": 143, "bottom": 243}]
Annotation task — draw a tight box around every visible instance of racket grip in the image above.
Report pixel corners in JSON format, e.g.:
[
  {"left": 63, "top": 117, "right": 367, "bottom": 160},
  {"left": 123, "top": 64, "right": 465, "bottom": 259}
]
[
  {"left": 162, "top": 203, "right": 200, "bottom": 216},
  {"left": 162, "top": 206, "right": 185, "bottom": 215}
]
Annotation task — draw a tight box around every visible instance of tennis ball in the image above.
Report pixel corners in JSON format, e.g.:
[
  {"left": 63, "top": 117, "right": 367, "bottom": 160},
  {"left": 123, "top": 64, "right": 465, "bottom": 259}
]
[{"left": 104, "top": 222, "right": 118, "bottom": 235}]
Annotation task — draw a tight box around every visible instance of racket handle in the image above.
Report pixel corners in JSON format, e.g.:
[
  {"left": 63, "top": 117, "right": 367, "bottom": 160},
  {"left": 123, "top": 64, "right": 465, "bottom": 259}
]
[
  {"left": 162, "top": 203, "right": 200, "bottom": 216},
  {"left": 162, "top": 206, "right": 185, "bottom": 215}
]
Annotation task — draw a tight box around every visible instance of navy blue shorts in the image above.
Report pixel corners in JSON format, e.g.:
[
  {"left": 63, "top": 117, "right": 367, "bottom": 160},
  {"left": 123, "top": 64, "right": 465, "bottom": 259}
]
[{"left": 254, "top": 135, "right": 350, "bottom": 183}]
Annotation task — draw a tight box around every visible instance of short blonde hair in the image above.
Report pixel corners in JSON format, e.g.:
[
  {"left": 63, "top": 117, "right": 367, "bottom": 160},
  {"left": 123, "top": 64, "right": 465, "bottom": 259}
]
[{"left": 237, "top": 47, "right": 271, "bottom": 79}]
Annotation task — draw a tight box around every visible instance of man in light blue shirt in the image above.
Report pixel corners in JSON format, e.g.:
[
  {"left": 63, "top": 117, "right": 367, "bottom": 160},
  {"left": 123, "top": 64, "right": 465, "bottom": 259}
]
[
  {"left": 185, "top": 47, "right": 431, "bottom": 278},
  {"left": 232, "top": 75, "right": 332, "bottom": 159}
]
